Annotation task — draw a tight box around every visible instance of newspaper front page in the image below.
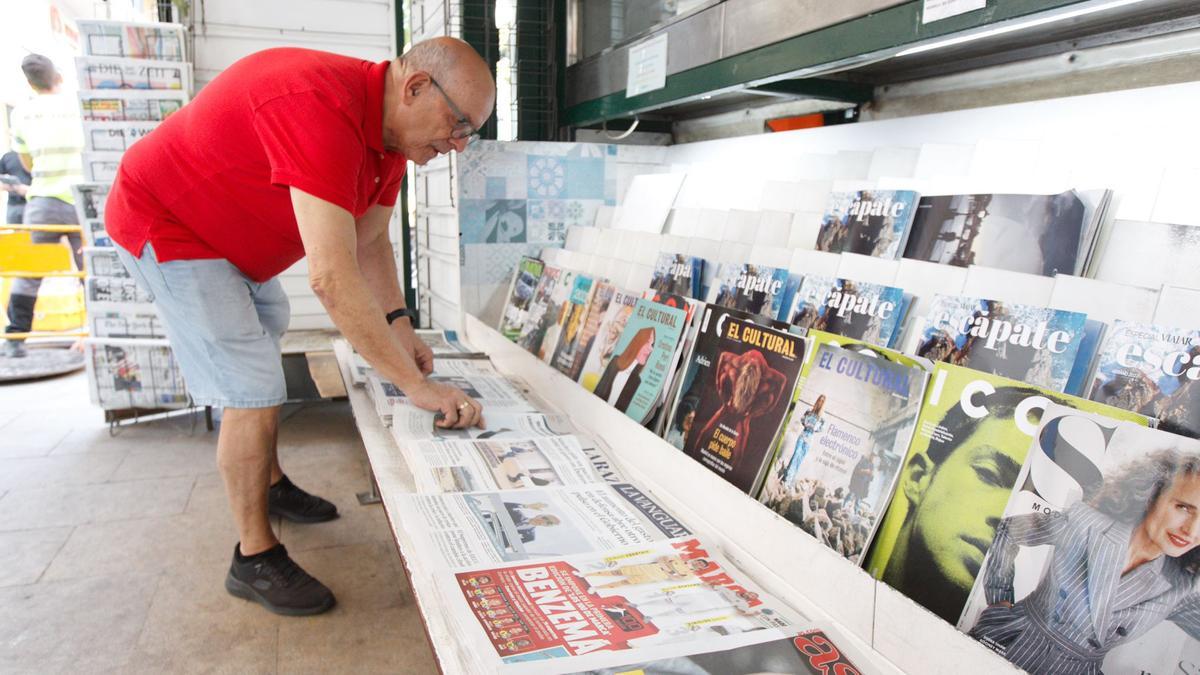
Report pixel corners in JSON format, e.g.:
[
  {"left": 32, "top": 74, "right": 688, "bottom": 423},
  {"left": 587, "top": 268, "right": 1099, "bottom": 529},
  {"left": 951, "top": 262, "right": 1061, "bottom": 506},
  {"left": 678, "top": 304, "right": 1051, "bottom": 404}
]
[
  {"left": 394, "top": 483, "right": 691, "bottom": 569},
  {"left": 405, "top": 436, "right": 624, "bottom": 493}
]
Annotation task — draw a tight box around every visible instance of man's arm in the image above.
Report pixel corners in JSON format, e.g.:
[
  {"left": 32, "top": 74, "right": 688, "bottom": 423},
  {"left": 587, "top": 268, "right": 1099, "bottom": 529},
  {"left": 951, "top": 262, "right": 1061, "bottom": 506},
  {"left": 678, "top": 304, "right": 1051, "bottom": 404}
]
[
  {"left": 290, "top": 187, "right": 481, "bottom": 428},
  {"left": 355, "top": 203, "right": 433, "bottom": 374}
]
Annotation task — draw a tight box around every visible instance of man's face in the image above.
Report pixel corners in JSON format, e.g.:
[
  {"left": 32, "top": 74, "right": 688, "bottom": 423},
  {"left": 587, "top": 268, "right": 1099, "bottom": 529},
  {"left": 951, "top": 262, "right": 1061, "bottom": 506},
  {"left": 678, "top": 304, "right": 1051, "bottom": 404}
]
[
  {"left": 907, "top": 416, "right": 1026, "bottom": 591},
  {"left": 1143, "top": 473, "right": 1200, "bottom": 558}
]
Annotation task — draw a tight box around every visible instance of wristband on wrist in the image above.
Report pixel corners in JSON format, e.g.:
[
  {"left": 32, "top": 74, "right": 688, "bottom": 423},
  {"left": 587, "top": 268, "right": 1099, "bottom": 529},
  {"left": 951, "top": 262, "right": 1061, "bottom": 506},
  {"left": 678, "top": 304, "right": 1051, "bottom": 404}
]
[{"left": 386, "top": 307, "right": 418, "bottom": 325}]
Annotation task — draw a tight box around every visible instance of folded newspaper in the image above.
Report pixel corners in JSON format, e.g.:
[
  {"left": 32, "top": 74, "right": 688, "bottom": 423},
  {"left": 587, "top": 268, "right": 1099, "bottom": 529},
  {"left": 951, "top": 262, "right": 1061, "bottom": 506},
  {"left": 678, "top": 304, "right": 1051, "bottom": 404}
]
[
  {"left": 440, "top": 537, "right": 806, "bottom": 672},
  {"left": 365, "top": 370, "right": 534, "bottom": 425},
  {"left": 391, "top": 408, "right": 575, "bottom": 443},
  {"left": 404, "top": 436, "right": 624, "bottom": 494},
  {"left": 392, "top": 483, "right": 690, "bottom": 569}
]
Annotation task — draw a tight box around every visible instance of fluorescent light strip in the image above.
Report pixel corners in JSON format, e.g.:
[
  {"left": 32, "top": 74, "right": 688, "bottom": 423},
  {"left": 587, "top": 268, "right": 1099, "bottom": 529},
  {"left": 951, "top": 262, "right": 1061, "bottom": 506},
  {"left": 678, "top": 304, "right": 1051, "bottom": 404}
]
[{"left": 895, "top": 0, "right": 1150, "bottom": 57}]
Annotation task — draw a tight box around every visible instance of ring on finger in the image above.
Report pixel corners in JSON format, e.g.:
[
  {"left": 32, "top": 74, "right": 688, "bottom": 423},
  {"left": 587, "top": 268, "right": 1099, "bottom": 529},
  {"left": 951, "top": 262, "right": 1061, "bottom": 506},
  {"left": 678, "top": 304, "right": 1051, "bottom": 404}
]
[{"left": 457, "top": 401, "right": 471, "bottom": 411}]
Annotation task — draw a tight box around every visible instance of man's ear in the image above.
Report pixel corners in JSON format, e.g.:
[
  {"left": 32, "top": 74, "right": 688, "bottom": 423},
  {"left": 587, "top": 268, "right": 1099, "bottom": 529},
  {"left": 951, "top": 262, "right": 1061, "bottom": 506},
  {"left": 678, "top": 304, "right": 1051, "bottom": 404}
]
[
  {"left": 902, "top": 451, "right": 934, "bottom": 505},
  {"left": 402, "top": 70, "right": 431, "bottom": 103}
]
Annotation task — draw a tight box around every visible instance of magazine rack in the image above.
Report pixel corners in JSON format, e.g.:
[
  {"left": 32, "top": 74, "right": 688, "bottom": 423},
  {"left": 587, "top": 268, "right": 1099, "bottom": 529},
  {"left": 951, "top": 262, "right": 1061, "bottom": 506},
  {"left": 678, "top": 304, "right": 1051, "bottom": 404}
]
[{"left": 335, "top": 316, "right": 1022, "bottom": 673}]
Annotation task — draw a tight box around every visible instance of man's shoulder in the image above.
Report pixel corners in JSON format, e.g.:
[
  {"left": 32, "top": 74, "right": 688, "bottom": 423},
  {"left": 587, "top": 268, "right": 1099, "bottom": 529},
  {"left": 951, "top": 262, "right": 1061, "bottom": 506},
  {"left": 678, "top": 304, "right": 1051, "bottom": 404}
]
[{"left": 234, "top": 48, "right": 371, "bottom": 102}]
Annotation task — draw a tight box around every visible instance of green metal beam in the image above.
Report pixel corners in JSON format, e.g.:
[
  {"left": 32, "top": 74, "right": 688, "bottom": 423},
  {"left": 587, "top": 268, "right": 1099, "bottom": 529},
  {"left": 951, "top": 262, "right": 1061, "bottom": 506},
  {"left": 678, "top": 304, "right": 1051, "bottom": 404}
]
[
  {"left": 563, "top": 0, "right": 1094, "bottom": 127},
  {"left": 749, "top": 78, "right": 874, "bottom": 104}
]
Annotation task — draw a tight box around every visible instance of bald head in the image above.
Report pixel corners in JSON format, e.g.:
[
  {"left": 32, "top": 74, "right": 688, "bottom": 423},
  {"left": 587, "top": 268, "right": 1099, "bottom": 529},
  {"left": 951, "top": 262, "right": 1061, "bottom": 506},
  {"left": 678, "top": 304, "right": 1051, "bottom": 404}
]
[{"left": 383, "top": 37, "right": 496, "bottom": 164}]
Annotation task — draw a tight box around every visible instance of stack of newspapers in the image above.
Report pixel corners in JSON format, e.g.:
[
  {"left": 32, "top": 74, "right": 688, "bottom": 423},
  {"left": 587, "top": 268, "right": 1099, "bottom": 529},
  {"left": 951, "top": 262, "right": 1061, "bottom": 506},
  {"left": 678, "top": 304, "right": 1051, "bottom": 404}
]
[
  {"left": 350, "top": 331, "right": 875, "bottom": 673},
  {"left": 73, "top": 19, "right": 191, "bottom": 411}
]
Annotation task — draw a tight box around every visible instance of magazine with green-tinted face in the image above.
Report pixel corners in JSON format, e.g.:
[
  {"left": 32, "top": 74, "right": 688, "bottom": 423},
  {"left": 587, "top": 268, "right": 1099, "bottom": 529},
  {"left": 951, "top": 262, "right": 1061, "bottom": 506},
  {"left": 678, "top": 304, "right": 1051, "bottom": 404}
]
[{"left": 862, "top": 361, "right": 1149, "bottom": 624}]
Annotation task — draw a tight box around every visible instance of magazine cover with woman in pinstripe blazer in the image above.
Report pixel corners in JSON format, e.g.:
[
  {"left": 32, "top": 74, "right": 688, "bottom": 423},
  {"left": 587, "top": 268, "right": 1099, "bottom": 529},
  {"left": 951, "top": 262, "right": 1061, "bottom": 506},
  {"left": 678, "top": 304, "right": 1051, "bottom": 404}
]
[{"left": 962, "top": 403, "right": 1200, "bottom": 674}]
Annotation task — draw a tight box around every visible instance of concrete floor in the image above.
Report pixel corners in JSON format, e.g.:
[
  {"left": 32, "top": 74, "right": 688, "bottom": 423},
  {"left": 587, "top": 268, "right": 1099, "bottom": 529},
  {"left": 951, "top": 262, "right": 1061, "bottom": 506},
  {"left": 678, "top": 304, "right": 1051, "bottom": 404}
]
[{"left": 0, "top": 370, "right": 438, "bottom": 674}]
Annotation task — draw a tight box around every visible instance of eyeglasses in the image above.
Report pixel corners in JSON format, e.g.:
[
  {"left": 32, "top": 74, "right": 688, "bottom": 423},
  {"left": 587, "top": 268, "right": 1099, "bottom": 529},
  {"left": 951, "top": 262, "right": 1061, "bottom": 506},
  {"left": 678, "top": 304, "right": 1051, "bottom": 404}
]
[{"left": 429, "top": 76, "right": 479, "bottom": 144}]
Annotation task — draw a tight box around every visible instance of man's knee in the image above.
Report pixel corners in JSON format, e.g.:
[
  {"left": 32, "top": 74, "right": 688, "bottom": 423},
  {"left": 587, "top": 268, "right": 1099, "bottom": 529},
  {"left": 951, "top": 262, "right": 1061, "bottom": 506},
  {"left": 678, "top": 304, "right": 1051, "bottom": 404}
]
[{"left": 217, "top": 406, "right": 281, "bottom": 464}]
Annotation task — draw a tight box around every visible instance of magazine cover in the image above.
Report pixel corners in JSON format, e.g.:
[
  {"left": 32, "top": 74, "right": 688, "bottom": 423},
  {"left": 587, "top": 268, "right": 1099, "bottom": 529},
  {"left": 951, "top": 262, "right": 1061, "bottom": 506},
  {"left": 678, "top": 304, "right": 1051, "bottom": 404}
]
[
  {"left": 570, "top": 629, "right": 867, "bottom": 675},
  {"left": 706, "top": 262, "right": 795, "bottom": 322},
  {"left": 960, "top": 404, "right": 1200, "bottom": 674},
  {"left": 788, "top": 274, "right": 909, "bottom": 348},
  {"left": 577, "top": 289, "right": 641, "bottom": 393},
  {"left": 915, "top": 294, "right": 1088, "bottom": 392},
  {"left": 663, "top": 304, "right": 790, "bottom": 452},
  {"left": 392, "top": 409, "right": 574, "bottom": 443},
  {"left": 499, "top": 256, "right": 546, "bottom": 341},
  {"left": 1088, "top": 320, "right": 1200, "bottom": 439},
  {"left": 649, "top": 252, "right": 704, "bottom": 299},
  {"left": 449, "top": 537, "right": 801, "bottom": 666},
  {"left": 815, "top": 189, "right": 920, "bottom": 259},
  {"left": 594, "top": 298, "right": 687, "bottom": 425},
  {"left": 537, "top": 273, "right": 590, "bottom": 363},
  {"left": 758, "top": 344, "right": 928, "bottom": 564},
  {"left": 406, "top": 436, "right": 625, "bottom": 493},
  {"left": 902, "top": 190, "right": 1086, "bottom": 276},
  {"left": 862, "top": 362, "right": 1148, "bottom": 624},
  {"left": 517, "top": 266, "right": 566, "bottom": 353},
  {"left": 550, "top": 275, "right": 599, "bottom": 373},
  {"left": 681, "top": 313, "right": 806, "bottom": 495},
  {"left": 641, "top": 291, "right": 701, "bottom": 433},
  {"left": 395, "top": 483, "right": 690, "bottom": 569},
  {"left": 562, "top": 281, "right": 616, "bottom": 381}
]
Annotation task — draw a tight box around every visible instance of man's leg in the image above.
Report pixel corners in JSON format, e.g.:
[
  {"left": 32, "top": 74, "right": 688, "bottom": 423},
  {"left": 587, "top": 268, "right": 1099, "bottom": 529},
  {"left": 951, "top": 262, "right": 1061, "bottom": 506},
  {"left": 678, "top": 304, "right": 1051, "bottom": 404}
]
[{"left": 218, "top": 406, "right": 281, "bottom": 555}]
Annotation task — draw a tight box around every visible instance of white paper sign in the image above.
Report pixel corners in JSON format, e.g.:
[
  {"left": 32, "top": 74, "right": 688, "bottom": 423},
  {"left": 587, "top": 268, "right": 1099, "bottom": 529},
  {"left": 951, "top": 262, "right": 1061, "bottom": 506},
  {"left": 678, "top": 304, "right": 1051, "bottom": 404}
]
[
  {"left": 923, "top": 0, "right": 986, "bottom": 23},
  {"left": 626, "top": 33, "right": 668, "bottom": 97}
]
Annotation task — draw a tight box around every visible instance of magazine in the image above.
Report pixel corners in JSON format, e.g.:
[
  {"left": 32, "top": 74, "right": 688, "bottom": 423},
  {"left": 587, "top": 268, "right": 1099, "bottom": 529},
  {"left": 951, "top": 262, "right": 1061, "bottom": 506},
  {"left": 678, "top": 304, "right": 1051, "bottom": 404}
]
[
  {"left": 535, "top": 272, "right": 587, "bottom": 363},
  {"left": 499, "top": 256, "right": 546, "bottom": 341},
  {"left": 75, "top": 55, "right": 190, "bottom": 90},
  {"left": 787, "top": 274, "right": 910, "bottom": 348},
  {"left": 517, "top": 267, "right": 570, "bottom": 356},
  {"left": 577, "top": 288, "right": 641, "bottom": 393},
  {"left": 391, "top": 409, "right": 576, "bottom": 444},
  {"left": 706, "top": 262, "right": 796, "bottom": 322},
  {"left": 570, "top": 629, "right": 867, "bottom": 675},
  {"left": 563, "top": 281, "right": 616, "bottom": 381},
  {"left": 447, "top": 537, "right": 802, "bottom": 666},
  {"left": 549, "top": 275, "right": 599, "bottom": 373},
  {"left": 758, "top": 343, "right": 928, "bottom": 564},
  {"left": 902, "top": 190, "right": 1090, "bottom": 276},
  {"left": 915, "top": 294, "right": 1088, "bottom": 392},
  {"left": 663, "top": 304, "right": 790, "bottom": 452},
  {"left": 649, "top": 252, "right": 705, "bottom": 299},
  {"left": 862, "top": 362, "right": 1148, "bottom": 624},
  {"left": 815, "top": 189, "right": 919, "bottom": 259},
  {"left": 405, "top": 436, "right": 624, "bottom": 493},
  {"left": 959, "top": 404, "right": 1200, "bottom": 674},
  {"left": 594, "top": 299, "right": 687, "bottom": 425},
  {"left": 1088, "top": 320, "right": 1200, "bottom": 439},
  {"left": 641, "top": 290, "right": 702, "bottom": 434},
  {"left": 681, "top": 312, "right": 806, "bottom": 495},
  {"left": 394, "top": 483, "right": 690, "bottom": 568}
]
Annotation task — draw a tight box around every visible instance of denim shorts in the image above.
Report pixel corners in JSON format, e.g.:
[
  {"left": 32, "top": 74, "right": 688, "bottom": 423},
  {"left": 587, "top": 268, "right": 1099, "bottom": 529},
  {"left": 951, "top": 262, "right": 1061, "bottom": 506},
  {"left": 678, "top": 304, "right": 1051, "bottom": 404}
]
[{"left": 114, "top": 243, "right": 290, "bottom": 409}]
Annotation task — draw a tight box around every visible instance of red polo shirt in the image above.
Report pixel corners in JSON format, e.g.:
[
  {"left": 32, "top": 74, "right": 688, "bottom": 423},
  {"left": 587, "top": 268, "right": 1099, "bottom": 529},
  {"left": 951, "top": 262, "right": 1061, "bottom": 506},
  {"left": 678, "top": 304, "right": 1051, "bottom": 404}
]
[{"left": 106, "top": 47, "right": 407, "bottom": 282}]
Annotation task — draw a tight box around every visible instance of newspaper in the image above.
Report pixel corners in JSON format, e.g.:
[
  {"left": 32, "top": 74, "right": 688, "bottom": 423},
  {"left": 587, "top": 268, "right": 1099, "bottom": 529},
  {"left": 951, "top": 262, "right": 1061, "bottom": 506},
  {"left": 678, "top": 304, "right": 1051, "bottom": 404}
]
[
  {"left": 76, "top": 19, "right": 188, "bottom": 61},
  {"left": 441, "top": 537, "right": 804, "bottom": 672},
  {"left": 81, "top": 120, "right": 159, "bottom": 153},
  {"left": 85, "top": 340, "right": 188, "bottom": 410},
  {"left": 78, "top": 89, "right": 188, "bottom": 122},
  {"left": 393, "top": 483, "right": 691, "bottom": 569},
  {"left": 391, "top": 408, "right": 575, "bottom": 443},
  {"left": 405, "top": 436, "right": 624, "bottom": 493},
  {"left": 350, "top": 350, "right": 497, "bottom": 387},
  {"left": 75, "top": 55, "right": 191, "bottom": 91},
  {"left": 365, "top": 370, "right": 533, "bottom": 425}
]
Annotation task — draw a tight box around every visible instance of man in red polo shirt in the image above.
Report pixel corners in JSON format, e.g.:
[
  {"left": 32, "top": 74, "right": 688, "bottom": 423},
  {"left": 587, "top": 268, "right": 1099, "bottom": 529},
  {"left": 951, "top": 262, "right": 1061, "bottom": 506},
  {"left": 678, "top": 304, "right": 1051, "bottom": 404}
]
[{"left": 106, "top": 38, "right": 494, "bottom": 616}]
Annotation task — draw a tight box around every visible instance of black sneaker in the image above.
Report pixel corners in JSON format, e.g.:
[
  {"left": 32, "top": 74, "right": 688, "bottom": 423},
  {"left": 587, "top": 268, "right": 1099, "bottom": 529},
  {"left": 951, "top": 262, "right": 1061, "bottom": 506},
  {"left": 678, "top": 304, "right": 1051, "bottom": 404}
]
[
  {"left": 3, "top": 340, "right": 26, "bottom": 358},
  {"left": 268, "top": 474, "right": 339, "bottom": 523},
  {"left": 224, "top": 543, "right": 336, "bottom": 616}
]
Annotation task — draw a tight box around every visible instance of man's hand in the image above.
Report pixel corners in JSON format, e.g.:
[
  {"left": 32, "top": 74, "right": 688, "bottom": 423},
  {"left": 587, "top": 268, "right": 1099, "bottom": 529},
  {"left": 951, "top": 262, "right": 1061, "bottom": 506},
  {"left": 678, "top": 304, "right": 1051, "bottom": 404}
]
[
  {"left": 406, "top": 379, "right": 484, "bottom": 429},
  {"left": 394, "top": 322, "right": 434, "bottom": 375}
]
